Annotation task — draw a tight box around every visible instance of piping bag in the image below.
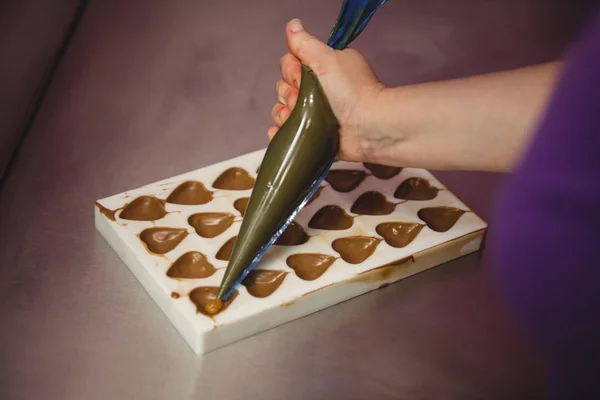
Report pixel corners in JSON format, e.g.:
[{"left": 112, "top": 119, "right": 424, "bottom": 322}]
[{"left": 207, "top": 0, "right": 388, "bottom": 314}]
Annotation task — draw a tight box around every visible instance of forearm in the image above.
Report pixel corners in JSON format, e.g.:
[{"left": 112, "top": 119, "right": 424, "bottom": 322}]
[{"left": 368, "top": 62, "right": 562, "bottom": 171}]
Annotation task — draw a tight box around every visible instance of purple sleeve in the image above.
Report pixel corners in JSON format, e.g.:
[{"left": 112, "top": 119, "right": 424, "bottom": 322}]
[{"left": 491, "top": 7, "right": 600, "bottom": 399}]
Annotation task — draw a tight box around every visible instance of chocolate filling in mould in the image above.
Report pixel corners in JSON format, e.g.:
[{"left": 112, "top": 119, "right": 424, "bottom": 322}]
[
  {"left": 188, "top": 212, "right": 235, "bottom": 238},
  {"left": 418, "top": 207, "right": 466, "bottom": 232},
  {"left": 242, "top": 270, "right": 287, "bottom": 298},
  {"left": 120, "top": 196, "right": 167, "bottom": 221},
  {"left": 375, "top": 223, "right": 424, "bottom": 248},
  {"left": 167, "top": 251, "right": 216, "bottom": 279},
  {"left": 140, "top": 227, "right": 188, "bottom": 254},
  {"left": 212, "top": 167, "right": 255, "bottom": 190},
  {"left": 332, "top": 236, "right": 382, "bottom": 264},
  {"left": 95, "top": 148, "right": 487, "bottom": 354},
  {"left": 274, "top": 221, "right": 309, "bottom": 246},
  {"left": 190, "top": 287, "right": 238, "bottom": 316},
  {"left": 325, "top": 170, "right": 367, "bottom": 192},
  {"left": 167, "top": 181, "right": 213, "bottom": 205},
  {"left": 394, "top": 177, "right": 439, "bottom": 201},
  {"left": 308, "top": 205, "right": 354, "bottom": 230},
  {"left": 234, "top": 197, "right": 249, "bottom": 216},
  {"left": 351, "top": 191, "right": 401, "bottom": 215},
  {"left": 286, "top": 254, "right": 336, "bottom": 281},
  {"left": 216, "top": 236, "right": 237, "bottom": 261},
  {"left": 363, "top": 163, "right": 402, "bottom": 179}
]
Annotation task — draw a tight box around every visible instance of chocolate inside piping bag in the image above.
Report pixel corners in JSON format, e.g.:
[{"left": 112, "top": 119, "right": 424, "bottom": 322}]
[{"left": 214, "top": 0, "right": 389, "bottom": 306}]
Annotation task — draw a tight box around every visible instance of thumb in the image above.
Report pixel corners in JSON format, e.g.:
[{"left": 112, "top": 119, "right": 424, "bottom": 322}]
[{"left": 286, "top": 19, "right": 335, "bottom": 75}]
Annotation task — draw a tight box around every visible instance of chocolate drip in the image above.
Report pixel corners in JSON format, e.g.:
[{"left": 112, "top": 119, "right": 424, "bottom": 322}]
[
  {"left": 308, "top": 205, "right": 354, "bottom": 230},
  {"left": 394, "top": 177, "right": 439, "bottom": 200},
  {"left": 188, "top": 212, "right": 235, "bottom": 238},
  {"left": 95, "top": 202, "right": 117, "bottom": 221},
  {"left": 167, "top": 181, "right": 213, "bottom": 205},
  {"left": 287, "top": 253, "right": 336, "bottom": 281},
  {"left": 363, "top": 163, "right": 402, "bottom": 179},
  {"left": 375, "top": 222, "right": 424, "bottom": 248},
  {"left": 307, "top": 186, "right": 325, "bottom": 205},
  {"left": 189, "top": 286, "right": 238, "bottom": 316},
  {"left": 216, "top": 236, "right": 237, "bottom": 261},
  {"left": 418, "top": 207, "right": 466, "bottom": 232},
  {"left": 119, "top": 196, "right": 166, "bottom": 221},
  {"left": 212, "top": 167, "right": 255, "bottom": 190},
  {"left": 140, "top": 227, "right": 188, "bottom": 254},
  {"left": 351, "top": 191, "right": 395, "bottom": 215},
  {"left": 242, "top": 270, "right": 287, "bottom": 298},
  {"left": 332, "top": 236, "right": 381, "bottom": 264},
  {"left": 171, "top": 292, "right": 180, "bottom": 299},
  {"left": 233, "top": 197, "right": 249, "bottom": 217},
  {"left": 348, "top": 256, "right": 414, "bottom": 284},
  {"left": 325, "top": 170, "right": 367, "bottom": 192},
  {"left": 275, "top": 221, "right": 309, "bottom": 246},
  {"left": 167, "top": 251, "right": 216, "bottom": 279}
]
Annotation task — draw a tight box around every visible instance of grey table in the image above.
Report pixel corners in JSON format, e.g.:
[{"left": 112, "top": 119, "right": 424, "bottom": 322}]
[{"left": 1, "top": 0, "right": 589, "bottom": 398}]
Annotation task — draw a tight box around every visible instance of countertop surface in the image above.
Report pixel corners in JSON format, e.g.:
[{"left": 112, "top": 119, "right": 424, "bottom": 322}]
[{"left": 0, "top": 0, "right": 589, "bottom": 399}]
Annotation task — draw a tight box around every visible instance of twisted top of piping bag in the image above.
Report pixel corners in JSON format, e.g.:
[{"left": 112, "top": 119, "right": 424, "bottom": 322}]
[
  {"left": 211, "top": 0, "right": 388, "bottom": 311},
  {"left": 327, "top": 0, "right": 388, "bottom": 50}
]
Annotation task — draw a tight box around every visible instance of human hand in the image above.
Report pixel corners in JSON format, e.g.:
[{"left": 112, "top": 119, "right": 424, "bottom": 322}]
[
  {"left": 268, "top": 19, "right": 388, "bottom": 163},
  {"left": 269, "top": 20, "right": 558, "bottom": 172}
]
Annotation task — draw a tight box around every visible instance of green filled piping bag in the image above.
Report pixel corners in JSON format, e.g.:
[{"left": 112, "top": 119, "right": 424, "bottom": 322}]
[{"left": 209, "top": 0, "right": 388, "bottom": 312}]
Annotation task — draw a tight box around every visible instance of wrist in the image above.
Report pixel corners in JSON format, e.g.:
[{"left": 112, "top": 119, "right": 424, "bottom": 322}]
[{"left": 356, "top": 85, "right": 413, "bottom": 166}]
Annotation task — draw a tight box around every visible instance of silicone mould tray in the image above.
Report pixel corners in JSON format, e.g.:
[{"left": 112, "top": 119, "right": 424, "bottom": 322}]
[{"left": 95, "top": 148, "right": 487, "bottom": 354}]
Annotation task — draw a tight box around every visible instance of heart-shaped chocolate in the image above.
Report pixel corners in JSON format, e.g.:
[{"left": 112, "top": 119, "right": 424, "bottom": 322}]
[
  {"left": 215, "top": 236, "right": 237, "bottom": 261},
  {"left": 189, "top": 286, "right": 238, "bottom": 316},
  {"left": 351, "top": 191, "right": 395, "bottom": 215},
  {"left": 188, "top": 212, "right": 235, "bottom": 238},
  {"left": 234, "top": 197, "right": 249, "bottom": 216},
  {"left": 242, "top": 270, "right": 287, "bottom": 298},
  {"left": 417, "top": 207, "right": 466, "bottom": 232},
  {"left": 274, "top": 221, "right": 309, "bottom": 246},
  {"left": 167, "top": 251, "right": 216, "bottom": 279},
  {"left": 332, "top": 236, "right": 381, "bottom": 264},
  {"left": 363, "top": 163, "right": 402, "bottom": 179},
  {"left": 213, "top": 167, "right": 255, "bottom": 190},
  {"left": 119, "top": 196, "right": 166, "bottom": 221},
  {"left": 376, "top": 222, "right": 424, "bottom": 248},
  {"left": 140, "top": 227, "right": 188, "bottom": 254},
  {"left": 308, "top": 205, "right": 354, "bottom": 230},
  {"left": 167, "top": 181, "right": 213, "bottom": 205},
  {"left": 394, "top": 177, "right": 439, "bottom": 200},
  {"left": 286, "top": 253, "right": 336, "bottom": 281},
  {"left": 325, "top": 169, "right": 367, "bottom": 192}
]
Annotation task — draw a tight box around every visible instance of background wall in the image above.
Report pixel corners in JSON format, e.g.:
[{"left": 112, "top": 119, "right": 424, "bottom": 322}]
[{"left": 0, "top": 0, "right": 85, "bottom": 180}]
